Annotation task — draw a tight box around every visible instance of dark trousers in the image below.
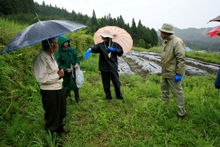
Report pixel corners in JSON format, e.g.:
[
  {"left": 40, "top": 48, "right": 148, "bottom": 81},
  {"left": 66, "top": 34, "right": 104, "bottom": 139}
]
[
  {"left": 40, "top": 89, "right": 66, "bottom": 133},
  {"left": 101, "top": 71, "right": 123, "bottom": 99},
  {"left": 65, "top": 89, "right": 80, "bottom": 104},
  {"left": 66, "top": 89, "right": 79, "bottom": 99}
]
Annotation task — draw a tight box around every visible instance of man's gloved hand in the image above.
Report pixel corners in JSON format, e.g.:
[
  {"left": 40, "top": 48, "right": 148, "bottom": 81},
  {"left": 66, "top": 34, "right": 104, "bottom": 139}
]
[
  {"left": 108, "top": 47, "right": 115, "bottom": 52},
  {"left": 174, "top": 74, "right": 182, "bottom": 82},
  {"left": 83, "top": 48, "right": 91, "bottom": 59}
]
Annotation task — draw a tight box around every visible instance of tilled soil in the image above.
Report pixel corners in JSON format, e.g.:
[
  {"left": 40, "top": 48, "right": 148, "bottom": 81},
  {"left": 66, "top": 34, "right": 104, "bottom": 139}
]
[{"left": 118, "top": 50, "right": 219, "bottom": 77}]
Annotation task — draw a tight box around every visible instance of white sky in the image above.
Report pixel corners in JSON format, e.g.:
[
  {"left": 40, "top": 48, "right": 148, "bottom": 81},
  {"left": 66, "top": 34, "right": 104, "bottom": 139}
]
[{"left": 34, "top": 0, "right": 220, "bottom": 30}]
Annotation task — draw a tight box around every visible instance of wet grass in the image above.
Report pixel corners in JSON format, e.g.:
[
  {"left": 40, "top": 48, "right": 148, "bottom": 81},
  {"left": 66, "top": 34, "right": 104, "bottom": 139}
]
[
  {"left": 1, "top": 18, "right": 220, "bottom": 146},
  {"left": 1, "top": 51, "right": 220, "bottom": 146},
  {"left": 186, "top": 51, "right": 220, "bottom": 65}
]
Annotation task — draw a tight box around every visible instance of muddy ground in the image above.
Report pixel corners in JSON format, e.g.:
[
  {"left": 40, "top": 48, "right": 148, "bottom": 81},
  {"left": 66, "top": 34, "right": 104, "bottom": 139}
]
[{"left": 118, "top": 50, "right": 220, "bottom": 77}]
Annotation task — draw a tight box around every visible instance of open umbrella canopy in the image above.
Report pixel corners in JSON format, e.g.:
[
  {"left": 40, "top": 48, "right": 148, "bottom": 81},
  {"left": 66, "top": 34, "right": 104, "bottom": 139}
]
[
  {"left": 2, "top": 20, "right": 87, "bottom": 54},
  {"left": 94, "top": 26, "right": 133, "bottom": 54},
  {"left": 209, "top": 15, "right": 220, "bottom": 22},
  {"left": 207, "top": 26, "right": 220, "bottom": 38}
]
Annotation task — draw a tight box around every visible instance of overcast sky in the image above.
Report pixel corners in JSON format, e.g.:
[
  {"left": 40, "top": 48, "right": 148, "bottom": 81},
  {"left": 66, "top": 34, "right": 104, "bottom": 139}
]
[{"left": 34, "top": 0, "right": 220, "bottom": 30}]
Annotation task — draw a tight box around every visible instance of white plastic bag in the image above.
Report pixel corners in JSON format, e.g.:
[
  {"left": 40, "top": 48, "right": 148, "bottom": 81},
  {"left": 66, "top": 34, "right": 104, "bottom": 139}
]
[{"left": 75, "top": 66, "right": 84, "bottom": 88}]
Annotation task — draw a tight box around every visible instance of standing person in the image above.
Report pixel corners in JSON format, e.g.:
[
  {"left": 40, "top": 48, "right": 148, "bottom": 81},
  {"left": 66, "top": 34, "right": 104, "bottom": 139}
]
[
  {"left": 54, "top": 35, "right": 80, "bottom": 104},
  {"left": 159, "top": 23, "right": 186, "bottom": 118},
  {"left": 83, "top": 30, "right": 124, "bottom": 101},
  {"left": 32, "top": 37, "right": 67, "bottom": 136}
]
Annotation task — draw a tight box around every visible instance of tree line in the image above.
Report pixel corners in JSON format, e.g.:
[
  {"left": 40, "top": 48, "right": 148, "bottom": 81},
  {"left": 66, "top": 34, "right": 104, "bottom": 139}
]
[{"left": 0, "top": 0, "right": 158, "bottom": 48}]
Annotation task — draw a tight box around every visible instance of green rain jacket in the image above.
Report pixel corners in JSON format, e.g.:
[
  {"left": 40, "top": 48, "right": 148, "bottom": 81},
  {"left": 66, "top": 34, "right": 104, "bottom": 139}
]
[
  {"left": 161, "top": 35, "right": 186, "bottom": 79},
  {"left": 54, "top": 35, "right": 80, "bottom": 91}
]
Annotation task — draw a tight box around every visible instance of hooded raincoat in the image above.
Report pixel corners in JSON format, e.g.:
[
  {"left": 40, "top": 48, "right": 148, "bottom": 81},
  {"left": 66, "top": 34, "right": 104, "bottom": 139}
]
[{"left": 54, "top": 35, "right": 80, "bottom": 91}]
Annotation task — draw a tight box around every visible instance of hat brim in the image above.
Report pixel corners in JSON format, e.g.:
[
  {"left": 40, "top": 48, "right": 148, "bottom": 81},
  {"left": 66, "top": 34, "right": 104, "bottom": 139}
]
[
  {"left": 158, "top": 28, "right": 174, "bottom": 34},
  {"left": 100, "top": 34, "right": 113, "bottom": 38}
]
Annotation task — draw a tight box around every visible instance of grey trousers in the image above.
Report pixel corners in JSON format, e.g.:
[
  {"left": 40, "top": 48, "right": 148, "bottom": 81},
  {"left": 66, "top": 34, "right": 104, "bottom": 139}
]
[{"left": 161, "top": 78, "right": 186, "bottom": 116}]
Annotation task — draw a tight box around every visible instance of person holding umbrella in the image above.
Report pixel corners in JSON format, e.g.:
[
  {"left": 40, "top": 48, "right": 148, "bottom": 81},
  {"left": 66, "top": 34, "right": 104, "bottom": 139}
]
[
  {"left": 2, "top": 19, "right": 87, "bottom": 138},
  {"left": 54, "top": 35, "right": 81, "bottom": 105},
  {"left": 83, "top": 30, "right": 124, "bottom": 101},
  {"left": 32, "top": 37, "right": 67, "bottom": 136},
  {"left": 159, "top": 23, "right": 186, "bottom": 119}
]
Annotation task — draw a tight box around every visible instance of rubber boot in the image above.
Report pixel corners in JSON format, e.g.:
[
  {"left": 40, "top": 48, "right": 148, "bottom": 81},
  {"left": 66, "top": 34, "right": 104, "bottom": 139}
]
[
  {"left": 56, "top": 124, "right": 65, "bottom": 136},
  {"left": 69, "top": 97, "right": 73, "bottom": 105},
  {"left": 74, "top": 89, "right": 80, "bottom": 104},
  {"left": 66, "top": 91, "right": 73, "bottom": 105}
]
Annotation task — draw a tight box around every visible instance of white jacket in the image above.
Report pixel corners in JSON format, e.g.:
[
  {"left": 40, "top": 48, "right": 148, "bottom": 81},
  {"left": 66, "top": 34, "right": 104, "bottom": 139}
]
[{"left": 32, "top": 50, "right": 63, "bottom": 90}]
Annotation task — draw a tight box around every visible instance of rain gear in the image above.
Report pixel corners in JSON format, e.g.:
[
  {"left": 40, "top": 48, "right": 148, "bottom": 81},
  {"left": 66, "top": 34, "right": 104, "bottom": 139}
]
[
  {"left": 90, "top": 41, "right": 123, "bottom": 72},
  {"left": 161, "top": 35, "right": 186, "bottom": 78},
  {"left": 160, "top": 34, "right": 186, "bottom": 117},
  {"left": 89, "top": 41, "right": 123, "bottom": 99},
  {"left": 54, "top": 35, "right": 80, "bottom": 91}
]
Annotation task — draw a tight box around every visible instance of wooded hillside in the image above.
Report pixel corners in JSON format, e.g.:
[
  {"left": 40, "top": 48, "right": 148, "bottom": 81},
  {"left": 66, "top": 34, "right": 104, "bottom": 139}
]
[
  {"left": 0, "top": 0, "right": 158, "bottom": 49},
  {"left": 1, "top": 0, "right": 219, "bottom": 51}
]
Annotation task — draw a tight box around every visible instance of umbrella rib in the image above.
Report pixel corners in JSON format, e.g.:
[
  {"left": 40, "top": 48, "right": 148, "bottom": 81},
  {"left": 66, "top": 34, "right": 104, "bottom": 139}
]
[{"left": 2, "top": 20, "right": 87, "bottom": 53}]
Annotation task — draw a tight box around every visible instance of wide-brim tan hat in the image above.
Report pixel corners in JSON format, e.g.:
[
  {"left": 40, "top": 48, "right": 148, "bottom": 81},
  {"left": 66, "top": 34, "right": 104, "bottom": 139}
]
[
  {"left": 100, "top": 30, "right": 113, "bottom": 38},
  {"left": 158, "top": 23, "right": 174, "bottom": 34}
]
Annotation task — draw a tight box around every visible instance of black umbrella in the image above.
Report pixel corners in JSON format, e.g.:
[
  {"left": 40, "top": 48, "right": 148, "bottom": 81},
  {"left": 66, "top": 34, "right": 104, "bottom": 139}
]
[{"left": 2, "top": 19, "right": 87, "bottom": 54}]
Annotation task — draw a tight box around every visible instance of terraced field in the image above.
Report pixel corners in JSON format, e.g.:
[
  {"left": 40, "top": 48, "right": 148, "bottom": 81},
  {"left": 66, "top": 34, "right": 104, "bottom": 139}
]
[{"left": 118, "top": 50, "right": 219, "bottom": 77}]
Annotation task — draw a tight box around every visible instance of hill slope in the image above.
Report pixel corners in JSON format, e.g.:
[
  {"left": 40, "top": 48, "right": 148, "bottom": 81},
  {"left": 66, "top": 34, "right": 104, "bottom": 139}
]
[{"left": 158, "top": 27, "right": 220, "bottom": 51}]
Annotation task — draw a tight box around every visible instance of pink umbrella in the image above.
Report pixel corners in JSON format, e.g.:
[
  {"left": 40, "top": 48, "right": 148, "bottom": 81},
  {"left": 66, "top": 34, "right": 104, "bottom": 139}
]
[
  {"left": 94, "top": 26, "right": 133, "bottom": 54},
  {"left": 207, "top": 26, "right": 220, "bottom": 38}
]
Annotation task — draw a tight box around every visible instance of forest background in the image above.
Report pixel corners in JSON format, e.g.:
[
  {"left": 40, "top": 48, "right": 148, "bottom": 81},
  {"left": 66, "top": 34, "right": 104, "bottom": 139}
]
[{"left": 1, "top": 0, "right": 220, "bottom": 51}]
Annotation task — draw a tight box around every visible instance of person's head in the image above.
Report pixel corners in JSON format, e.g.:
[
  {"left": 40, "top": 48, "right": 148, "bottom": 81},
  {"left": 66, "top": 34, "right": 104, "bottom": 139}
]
[
  {"left": 58, "top": 35, "right": 70, "bottom": 48},
  {"left": 158, "top": 23, "right": 174, "bottom": 39},
  {"left": 42, "top": 37, "right": 58, "bottom": 53},
  {"left": 100, "top": 30, "right": 112, "bottom": 42},
  {"left": 62, "top": 41, "right": 69, "bottom": 48}
]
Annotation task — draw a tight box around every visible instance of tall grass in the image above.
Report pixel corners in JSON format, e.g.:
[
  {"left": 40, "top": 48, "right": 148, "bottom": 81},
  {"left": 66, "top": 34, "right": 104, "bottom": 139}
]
[{"left": 1, "top": 18, "right": 220, "bottom": 147}]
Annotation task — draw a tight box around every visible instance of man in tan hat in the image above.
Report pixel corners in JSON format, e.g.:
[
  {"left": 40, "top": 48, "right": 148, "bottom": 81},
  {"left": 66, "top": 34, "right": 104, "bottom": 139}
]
[
  {"left": 159, "top": 23, "right": 186, "bottom": 118},
  {"left": 83, "top": 30, "right": 124, "bottom": 101}
]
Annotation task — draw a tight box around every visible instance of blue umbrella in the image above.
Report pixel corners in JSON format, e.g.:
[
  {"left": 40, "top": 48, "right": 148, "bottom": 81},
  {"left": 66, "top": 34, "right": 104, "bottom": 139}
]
[{"left": 2, "top": 20, "right": 87, "bottom": 54}]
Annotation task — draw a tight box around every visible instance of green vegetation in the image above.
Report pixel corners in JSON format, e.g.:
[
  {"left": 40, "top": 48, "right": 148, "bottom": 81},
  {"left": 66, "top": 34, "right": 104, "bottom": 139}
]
[
  {"left": 1, "top": 17, "right": 220, "bottom": 147},
  {"left": 174, "top": 28, "right": 220, "bottom": 52},
  {"left": 186, "top": 51, "right": 220, "bottom": 64},
  {"left": 0, "top": 0, "right": 158, "bottom": 49},
  {"left": 132, "top": 46, "right": 162, "bottom": 53},
  {"left": 2, "top": 0, "right": 218, "bottom": 53}
]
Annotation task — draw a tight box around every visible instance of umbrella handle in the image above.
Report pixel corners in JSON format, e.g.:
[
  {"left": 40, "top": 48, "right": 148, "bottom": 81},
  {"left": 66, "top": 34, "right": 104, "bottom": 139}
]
[
  {"left": 108, "top": 52, "right": 111, "bottom": 58},
  {"left": 108, "top": 39, "right": 112, "bottom": 58}
]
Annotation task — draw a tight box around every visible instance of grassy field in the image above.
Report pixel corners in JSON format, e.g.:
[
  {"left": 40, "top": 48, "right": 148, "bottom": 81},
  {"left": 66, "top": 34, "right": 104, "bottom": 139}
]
[{"left": 0, "top": 18, "right": 220, "bottom": 147}]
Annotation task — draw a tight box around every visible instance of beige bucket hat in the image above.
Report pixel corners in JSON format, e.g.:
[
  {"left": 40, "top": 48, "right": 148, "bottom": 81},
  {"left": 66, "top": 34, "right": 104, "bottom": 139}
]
[
  {"left": 158, "top": 23, "right": 174, "bottom": 34},
  {"left": 100, "top": 30, "right": 113, "bottom": 38}
]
